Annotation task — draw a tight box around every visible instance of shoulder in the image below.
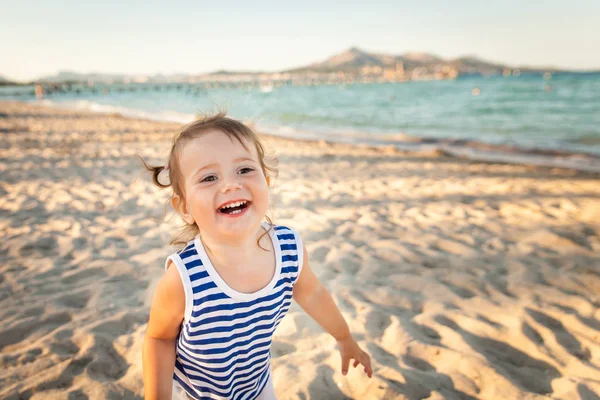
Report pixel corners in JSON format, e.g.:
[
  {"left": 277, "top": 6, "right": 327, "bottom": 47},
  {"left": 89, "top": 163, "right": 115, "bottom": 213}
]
[
  {"left": 145, "top": 260, "right": 185, "bottom": 339},
  {"left": 155, "top": 261, "right": 186, "bottom": 308}
]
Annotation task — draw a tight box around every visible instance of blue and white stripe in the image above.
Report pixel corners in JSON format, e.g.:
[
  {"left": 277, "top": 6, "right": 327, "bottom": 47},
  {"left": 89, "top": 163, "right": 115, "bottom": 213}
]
[{"left": 165, "top": 224, "right": 303, "bottom": 400}]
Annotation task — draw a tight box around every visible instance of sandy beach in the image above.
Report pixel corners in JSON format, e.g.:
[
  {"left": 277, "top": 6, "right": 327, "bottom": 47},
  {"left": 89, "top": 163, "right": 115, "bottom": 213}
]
[{"left": 1, "top": 100, "right": 600, "bottom": 399}]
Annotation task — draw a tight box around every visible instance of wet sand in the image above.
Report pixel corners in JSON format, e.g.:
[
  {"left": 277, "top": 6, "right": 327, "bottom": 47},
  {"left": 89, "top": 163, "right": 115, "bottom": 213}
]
[{"left": 1, "top": 101, "right": 599, "bottom": 399}]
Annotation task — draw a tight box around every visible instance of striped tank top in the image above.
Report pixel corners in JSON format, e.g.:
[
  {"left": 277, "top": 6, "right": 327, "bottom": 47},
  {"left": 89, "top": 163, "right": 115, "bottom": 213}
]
[{"left": 164, "top": 223, "right": 304, "bottom": 400}]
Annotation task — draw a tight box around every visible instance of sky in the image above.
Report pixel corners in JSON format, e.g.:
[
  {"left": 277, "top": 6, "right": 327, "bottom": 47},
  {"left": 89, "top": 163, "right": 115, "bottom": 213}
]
[{"left": 1, "top": 0, "right": 599, "bottom": 82}]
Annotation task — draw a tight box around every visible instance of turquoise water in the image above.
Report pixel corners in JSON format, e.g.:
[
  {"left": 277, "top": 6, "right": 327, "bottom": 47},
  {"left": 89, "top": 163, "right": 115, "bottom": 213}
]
[{"left": 2, "top": 73, "right": 599, "bottom": 155}]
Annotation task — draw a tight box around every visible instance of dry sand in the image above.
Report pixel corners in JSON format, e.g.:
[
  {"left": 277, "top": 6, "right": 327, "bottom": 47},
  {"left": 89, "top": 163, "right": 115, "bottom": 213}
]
[{"left": 1, "top": 101, "right": 600, "bottom": 400}]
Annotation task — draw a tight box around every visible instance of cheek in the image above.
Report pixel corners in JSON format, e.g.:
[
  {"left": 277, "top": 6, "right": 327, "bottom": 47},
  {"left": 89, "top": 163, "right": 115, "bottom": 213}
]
[
  {"left": 190, "top": 190, "right": 215, "bottom": 213},
  {"left": 257, "top": 185, "right": 271, "bottom": 210},
  {"left": 249, "top": 177, "right": 270, "bottom": 202},
  {"left": 256, "top": 177, "right": 270, "bottom": 193}
]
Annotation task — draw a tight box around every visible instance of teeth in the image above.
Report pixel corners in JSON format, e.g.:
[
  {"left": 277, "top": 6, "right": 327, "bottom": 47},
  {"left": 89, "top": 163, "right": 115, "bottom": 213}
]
[{"left": 221, "top": 200, "right": 247, "bottom": 210}]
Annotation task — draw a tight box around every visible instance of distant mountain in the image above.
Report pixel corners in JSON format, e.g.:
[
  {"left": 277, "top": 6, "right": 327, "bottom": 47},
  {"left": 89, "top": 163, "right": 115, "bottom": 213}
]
[
  {"left": 299, "top": 47, "right": 390, "bottom": 71},
  {"left": 401, "top": 52, "right": 443, "bottom": 63},
  {"left": 287, "top": 47, "right": 561, "bottom": 76},
  {"left": 448, "top": 56, "right": 506, "bottom": 75},
  {"left": 286, "top": 47, "right": 508, "bottom": 74},
  {"left": 203, "top": 70, "right": 263, "bottom": 76},
  {"left": 6, "top": 47, "right": 590, "bottom": 85},
  {"left": 286, "top": 47, "right": 400, "bottom": 73}
]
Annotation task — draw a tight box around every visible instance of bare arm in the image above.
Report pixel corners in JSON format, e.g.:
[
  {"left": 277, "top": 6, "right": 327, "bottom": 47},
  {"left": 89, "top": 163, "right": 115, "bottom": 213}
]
[
  {"left": 292, "top": 246, "right": 372, "bottom": 377},
  {"left": 143, "top": 262, "right": 185, "bottom": 400},
  {"left": 292, "top": 246, "right": 351, "bottom": 341}
]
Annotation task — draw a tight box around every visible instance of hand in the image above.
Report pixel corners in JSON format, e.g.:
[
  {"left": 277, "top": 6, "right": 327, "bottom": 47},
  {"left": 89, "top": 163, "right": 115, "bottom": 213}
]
[{"left": 336, "top": 335, "right": 373, "bottom": 378}]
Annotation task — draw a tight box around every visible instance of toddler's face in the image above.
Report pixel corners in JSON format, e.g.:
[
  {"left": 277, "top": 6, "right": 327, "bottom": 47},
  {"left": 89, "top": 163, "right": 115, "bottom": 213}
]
[{"left": 176, "top": 130, "right": 270, "bottom": 240}]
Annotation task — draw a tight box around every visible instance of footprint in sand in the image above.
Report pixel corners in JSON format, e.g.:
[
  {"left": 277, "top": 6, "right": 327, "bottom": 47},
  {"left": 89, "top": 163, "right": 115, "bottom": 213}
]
[
  {"left": 367, "top": 342, "right": 401, "bottom": 368},
  {"left": 54, "top": 328, "right": 73, "bottom": 341},
  {"left": 66, "top": 389, "right": 89, "bottom": 400},
  {"left": 19, "top": 348, "right": 43, "bottom": 365},
  {"left": 364, "top": 309, "right": 392, "bottom": 338},
  {"left": 0, "top": 312, "right": 72, "bottom": 351},
  {"left": 19, "top": 236, "right": 59, "bottom": 257},
  {"left": 434, "top": 315, "right": 562, "bottom": 395},
  {"left": 62, "top": 267, "right": 107, "bottom": 285},
  {"left": 402, "top": 354, "right": 436, "bottom": 372},
  {"left": 484, "top": 273, "right": 515, "bottom": 298},
  {"left": 91, "top": 312, "right": 147, "bottom": 337},
  {"left": 438, "top": 278, "right": 476, "bottom": 299},
  {"left": 35, "top": 355, "right": 93, "bottom": 393},
  {"left": 309, "top": 245, "right": 330, "bottom": 263},
  {"left": 410, "top": 322, "right": 442, "bottom": 344},
  {"left": 521, "top": 321, "right": 544, "bottom": 345},
  {"left": 475, "top": 314, "right": 503, "bottom": 329},
  {"left": 309, "top": 351, "right": 329, "bottom": 364},
  {"left": 578, "top": 384, "right": 600, "bottom": 400},
  {"left": 86, "top": 336, "right": 129, "bottom": 380},
  {"left": 50, "top": 340, "right": 79, "bottom": 357},
  {"left": 526, "top": 308, "right": 591, "bottom": 361},
  {"left": 54, "top": 290, "right": 91, "bottom": 309},
  {"left": 271, "top": 341, "right": 297, "bottom": 358}
]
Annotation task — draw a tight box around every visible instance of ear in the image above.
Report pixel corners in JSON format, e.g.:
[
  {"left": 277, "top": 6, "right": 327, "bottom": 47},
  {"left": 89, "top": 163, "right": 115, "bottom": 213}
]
[{"left": 171, "top": 194, "right": 194, "bottom": 225}]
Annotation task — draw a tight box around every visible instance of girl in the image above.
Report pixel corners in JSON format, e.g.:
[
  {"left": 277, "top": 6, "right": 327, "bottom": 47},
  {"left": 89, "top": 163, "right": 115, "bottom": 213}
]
[{"left": 141, "top": 113, "right": 372, "bottom": 400}]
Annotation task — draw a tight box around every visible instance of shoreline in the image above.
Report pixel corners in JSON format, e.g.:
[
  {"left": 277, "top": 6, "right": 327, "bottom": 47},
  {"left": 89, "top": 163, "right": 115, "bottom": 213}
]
[{"left": 6, "top": 99, "right": 600, "bottom": 174}]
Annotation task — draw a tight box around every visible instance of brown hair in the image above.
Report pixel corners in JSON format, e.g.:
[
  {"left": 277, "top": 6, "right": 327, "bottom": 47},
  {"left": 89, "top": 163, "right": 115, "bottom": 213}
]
[{"left": 138, "top": 111, "right": 279, "bottom": 250}]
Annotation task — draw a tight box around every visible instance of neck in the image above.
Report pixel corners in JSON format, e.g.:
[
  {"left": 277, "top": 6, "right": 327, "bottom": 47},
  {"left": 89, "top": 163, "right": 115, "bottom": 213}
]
[{"left": 199, "top": 224, "right": 269, "bottom": 266}]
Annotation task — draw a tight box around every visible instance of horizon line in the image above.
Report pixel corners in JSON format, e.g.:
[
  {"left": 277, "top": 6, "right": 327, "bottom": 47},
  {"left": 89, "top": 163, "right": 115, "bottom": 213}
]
[{"left": 2, "top": 46, "right": 599, "bottom": 83}]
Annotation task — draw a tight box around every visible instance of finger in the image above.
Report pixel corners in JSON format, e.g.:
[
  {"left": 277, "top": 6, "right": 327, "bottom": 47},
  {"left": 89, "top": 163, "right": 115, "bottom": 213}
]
[
  {"left": 358, "top": 353, "right": 372, "bottom": 377},
  {"left": 363, "top": 354, "right": 373, "bottom": 378},
  {"left": 353, "top": 359, "right": 360, "bottom": 368},
  {"left": 341, "top": 356, "right": 350, "bottom": 376}
]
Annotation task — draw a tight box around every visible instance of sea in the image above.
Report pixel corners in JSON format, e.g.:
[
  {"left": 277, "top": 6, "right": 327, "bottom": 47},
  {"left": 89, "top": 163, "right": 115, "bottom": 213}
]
[{"left": 2, "top": 72, "right": 599, "bottom": 171}]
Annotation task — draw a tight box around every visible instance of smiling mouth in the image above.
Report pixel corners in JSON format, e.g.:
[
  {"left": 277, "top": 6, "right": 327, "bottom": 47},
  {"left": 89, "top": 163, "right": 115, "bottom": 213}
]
[{"left": 218, "top": 200, "right": 251, "bottom": 215}]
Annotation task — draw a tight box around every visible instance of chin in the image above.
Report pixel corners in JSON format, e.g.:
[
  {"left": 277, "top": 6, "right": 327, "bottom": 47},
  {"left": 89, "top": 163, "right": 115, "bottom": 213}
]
[{"left": 217, "top": 215, "right": 263, "bottom": 235}]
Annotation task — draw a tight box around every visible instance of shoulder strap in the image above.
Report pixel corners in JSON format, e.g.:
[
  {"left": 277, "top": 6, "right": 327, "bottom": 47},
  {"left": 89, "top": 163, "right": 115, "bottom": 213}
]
[{"left": 273, "top": 225, "right": 304, "bottom": 283}]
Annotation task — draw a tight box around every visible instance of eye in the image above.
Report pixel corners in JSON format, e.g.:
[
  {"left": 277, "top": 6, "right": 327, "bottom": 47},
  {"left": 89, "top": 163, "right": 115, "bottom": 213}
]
[
  {"left": 238, "top": 167, "right": 255, "bottom": 174},
  {"left": 201, "top": 175, "right": 217, "bottom": 182}
]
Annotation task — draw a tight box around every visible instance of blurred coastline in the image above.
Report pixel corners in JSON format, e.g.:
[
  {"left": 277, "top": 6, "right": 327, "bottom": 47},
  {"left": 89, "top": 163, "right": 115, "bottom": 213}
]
[{"left": 2, "top": 72, "right": 600, "bottom": 173}]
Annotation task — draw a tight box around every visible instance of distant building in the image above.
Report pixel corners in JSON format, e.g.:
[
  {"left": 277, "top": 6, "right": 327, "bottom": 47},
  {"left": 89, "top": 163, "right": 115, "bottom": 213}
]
[
  {"left": 439, "top": 65, "right": 458, "bottom": 79},
  {"left": 360, "top": 65, "right": 383, "bottom": 76},
  {"left": 383, "top": 62, "right": 405, "bottom": 81},
  {"left": 396, "top": 62, "right": 405, "bottom": 78}
]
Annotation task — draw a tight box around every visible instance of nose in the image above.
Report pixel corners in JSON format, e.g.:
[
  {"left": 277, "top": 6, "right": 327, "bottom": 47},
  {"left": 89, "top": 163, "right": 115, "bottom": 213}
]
[{"left": 220, "top": 175, "right": 242, "bottom": 193}]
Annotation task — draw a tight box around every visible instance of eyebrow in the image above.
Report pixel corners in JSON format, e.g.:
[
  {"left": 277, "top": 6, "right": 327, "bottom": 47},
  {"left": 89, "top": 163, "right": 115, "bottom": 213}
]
[{"left": 192, "top": 157, "right": 257, "bottom": 179}]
